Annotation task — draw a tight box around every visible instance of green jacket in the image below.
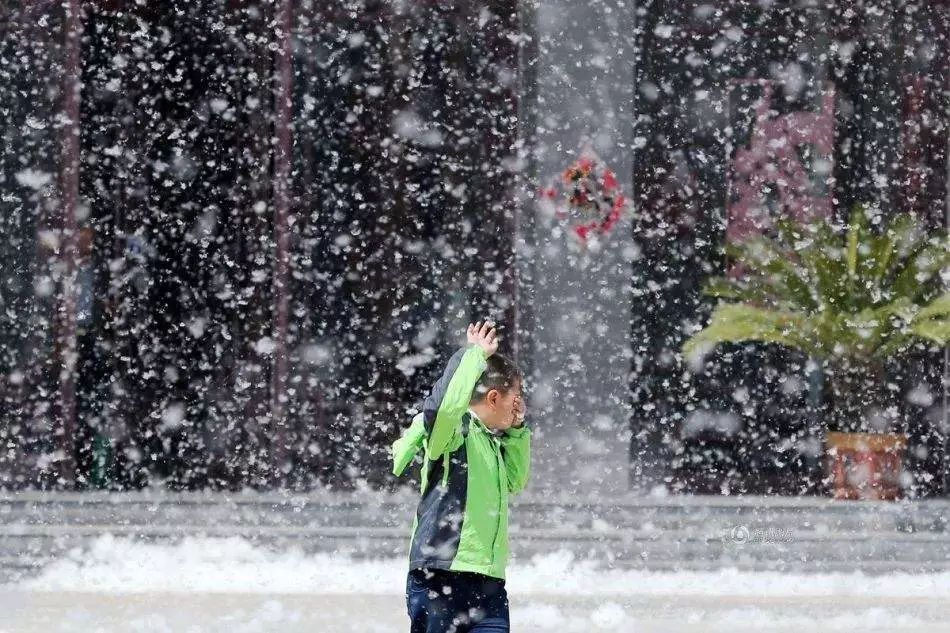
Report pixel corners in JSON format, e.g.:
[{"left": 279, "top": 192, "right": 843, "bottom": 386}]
[{"left": 391, "top": 345, "right": 531, "bottom": 579}]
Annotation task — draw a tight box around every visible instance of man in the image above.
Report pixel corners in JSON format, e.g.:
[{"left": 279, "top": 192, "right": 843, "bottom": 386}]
[{"left": 392, "top": 321, "right": 530, "bottom": 632}]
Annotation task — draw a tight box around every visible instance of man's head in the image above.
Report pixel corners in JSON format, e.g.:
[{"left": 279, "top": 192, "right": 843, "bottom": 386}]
[{"left": 470, "top": 353, "right": 524, "bottom": 432}]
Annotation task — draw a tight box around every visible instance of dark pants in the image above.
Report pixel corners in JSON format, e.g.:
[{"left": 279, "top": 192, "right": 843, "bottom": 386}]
[{"left": 406, "top": 568, "right": 510, "bottom": 633}]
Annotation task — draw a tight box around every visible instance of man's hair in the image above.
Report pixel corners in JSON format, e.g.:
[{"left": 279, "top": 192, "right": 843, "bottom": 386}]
[{"left": 471, "top": 353, "right": 523, "bottom": 403}]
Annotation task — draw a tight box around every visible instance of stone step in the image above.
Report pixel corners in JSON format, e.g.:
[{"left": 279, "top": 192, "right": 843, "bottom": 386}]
[
  {"left": 2, "top": 525, "right": 949, "bottom": 564},
  {"left": 3, "top": 499, "right": 946, "bottom": 534},
  {"left": 3, "top": 522, "right": 949, "bottom": 544},
  {"left": 4, "top": 539, "right": 949, "bottom": 578},
  {"left": 3, "top": 492, "right": 950, "bottom": 578}
]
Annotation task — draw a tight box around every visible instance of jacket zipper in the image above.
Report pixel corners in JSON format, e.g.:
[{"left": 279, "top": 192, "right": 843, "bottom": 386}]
[{"left": 488, "top": 433, "right": 504, "bottom": 570}]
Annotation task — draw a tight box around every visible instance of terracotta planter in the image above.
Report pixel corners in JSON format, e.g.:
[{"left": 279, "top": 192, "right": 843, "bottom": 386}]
[{"left": 825, "top": 431, "right": 906, "bottom": 501}]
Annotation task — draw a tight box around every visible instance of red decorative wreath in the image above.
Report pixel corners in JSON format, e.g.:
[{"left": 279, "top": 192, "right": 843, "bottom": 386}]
[{"left": 541, "top": 152, "right": 627, "bottom": 242}]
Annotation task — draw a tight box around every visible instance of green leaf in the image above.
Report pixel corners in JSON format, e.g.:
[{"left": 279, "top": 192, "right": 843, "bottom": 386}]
[
  {"left": 910, "top": 292, "right": 950, "bottom": 346},
  {"left": 692, "top": 209, "right": 947, "bottom": 364},
  {"left": 891, "top": 238, "right": 950, "bottom": 303},
  {"left": 846, "top": 205, "right": 864, "bottom": 280},
  {"left": 682, "top": 303, "right": 817, "bottom": 359}
]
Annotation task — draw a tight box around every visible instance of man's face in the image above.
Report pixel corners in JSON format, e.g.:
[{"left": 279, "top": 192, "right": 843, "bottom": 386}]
[{"left": 486, "top": 380, "right": 524, "bottom": 431}]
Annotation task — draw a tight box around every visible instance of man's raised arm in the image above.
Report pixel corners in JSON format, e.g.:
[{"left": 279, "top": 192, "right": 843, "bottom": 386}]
[{"left": 422, "top": 322, "right": 497, "bottom": 458}]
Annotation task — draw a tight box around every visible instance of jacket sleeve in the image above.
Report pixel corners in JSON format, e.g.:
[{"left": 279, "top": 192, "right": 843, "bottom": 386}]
[
  {"left": 391, "top": 413, "right": 426, "bottom": 476},
  {"left": 500, "top": 426, "right": 531, "bottom": 494},
  {"left": 422, "top": 345, "right": 488, "bottom": 459}
]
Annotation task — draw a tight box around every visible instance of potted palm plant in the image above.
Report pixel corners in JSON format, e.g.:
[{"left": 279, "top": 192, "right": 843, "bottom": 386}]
[{"left": 683, "top": 205, "right": 949, "bottom": 500}]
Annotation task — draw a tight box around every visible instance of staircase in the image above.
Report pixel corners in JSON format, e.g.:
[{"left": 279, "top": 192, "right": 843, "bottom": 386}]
[{"left": 2, "top": 490, "right": 949, "bottom": 583}]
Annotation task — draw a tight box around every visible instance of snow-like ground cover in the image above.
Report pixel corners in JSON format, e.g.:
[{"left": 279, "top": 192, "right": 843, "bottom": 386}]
[{"left": 3, "top": 536, "right": 950, "bottom": 632}]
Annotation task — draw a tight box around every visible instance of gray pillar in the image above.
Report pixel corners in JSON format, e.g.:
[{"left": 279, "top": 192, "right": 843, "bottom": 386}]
[{"left": 524, "top": 1, "right": 638, "bottom": 496}]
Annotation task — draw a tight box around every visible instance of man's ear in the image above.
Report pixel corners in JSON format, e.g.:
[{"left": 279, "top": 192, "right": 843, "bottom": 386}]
[{"left": 486, "top": 389, "right": 500, "bottom": 408}]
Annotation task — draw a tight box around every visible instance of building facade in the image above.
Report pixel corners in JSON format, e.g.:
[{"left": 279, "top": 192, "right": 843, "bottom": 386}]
[{"left": 0, "top": 0, "right": 947, "bottom": 496}]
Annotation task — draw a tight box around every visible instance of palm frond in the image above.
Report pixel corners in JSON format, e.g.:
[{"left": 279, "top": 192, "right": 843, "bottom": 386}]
[
  {"left": 910, "top": 292, "right": 950, "bottom": 346},
  {"left": 891, "top": 237, "right": 950, "bottom": 304},
  {"left": 718, "top": 236, "right": 817, "bottom": 311},
  {"left": 682, "top": 303, "right": 815, "bottom": 359},
  {"left": 684, "top": 208, "right": 947, "bottom": 363}
]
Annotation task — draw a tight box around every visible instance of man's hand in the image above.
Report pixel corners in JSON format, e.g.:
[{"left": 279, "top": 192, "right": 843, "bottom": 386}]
[
  {"left": 510, "top": 395, "right": 526, "bottom": 428},
  {"left": 467, "top": 321, "right": 498, "bottom": 357}
]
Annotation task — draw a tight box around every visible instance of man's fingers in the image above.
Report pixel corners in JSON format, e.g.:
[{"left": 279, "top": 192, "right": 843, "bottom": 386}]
[{"left": 469, "top": 321, "right": 500, "bottom": 345}]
